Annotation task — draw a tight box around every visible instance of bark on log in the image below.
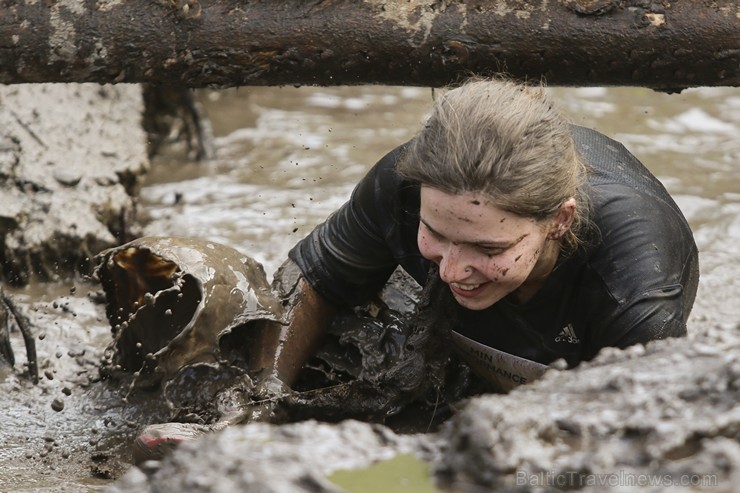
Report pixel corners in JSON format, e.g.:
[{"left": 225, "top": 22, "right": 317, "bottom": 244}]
[{"left": 0, "top": 0, "right": 738, "bottom": 91}]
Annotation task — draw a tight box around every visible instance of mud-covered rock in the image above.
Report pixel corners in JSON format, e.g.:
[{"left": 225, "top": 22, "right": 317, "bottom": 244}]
[{"left": 0, "top": 83, "right": 148, "bottom": 285}]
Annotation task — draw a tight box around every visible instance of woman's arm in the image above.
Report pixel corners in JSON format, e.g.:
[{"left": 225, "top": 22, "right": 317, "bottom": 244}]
[
  {"left": 251, "top": 144, "right": 417, "bottom": 391},
  {"left": 274, "top": 277, "right": 336, "bottom": 387},
  {"left": 249, "top": 263, "right": 337, "bottom": 388}
]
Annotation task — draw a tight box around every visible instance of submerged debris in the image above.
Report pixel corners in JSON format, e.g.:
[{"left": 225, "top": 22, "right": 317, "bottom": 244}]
[{"left": 0, "top": 287, "right": 38, "bottom": 383}]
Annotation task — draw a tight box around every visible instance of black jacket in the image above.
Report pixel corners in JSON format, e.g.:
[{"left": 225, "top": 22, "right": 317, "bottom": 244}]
[{"left": 290, "top": 126, "right": 699, "bottom": 369}]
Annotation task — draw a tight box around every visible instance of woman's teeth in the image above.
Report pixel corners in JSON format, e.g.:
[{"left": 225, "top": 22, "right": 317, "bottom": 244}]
[{"left": 451, "top": 282, "right": 481, "bottom": 291}]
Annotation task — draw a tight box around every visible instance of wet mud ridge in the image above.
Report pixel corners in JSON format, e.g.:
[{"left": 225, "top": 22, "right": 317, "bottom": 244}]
[{"left": 108, "top": 322, "right": 740, "bottom": 493}]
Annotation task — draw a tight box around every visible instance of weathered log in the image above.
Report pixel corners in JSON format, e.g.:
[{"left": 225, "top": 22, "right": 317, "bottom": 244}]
[{"left": 1, "top": 0, "right": 738, "bottom": 91}]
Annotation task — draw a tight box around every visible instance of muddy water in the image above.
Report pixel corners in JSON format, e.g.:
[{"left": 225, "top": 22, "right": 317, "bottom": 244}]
[
  {"left": 1, "top": 85, "right": 738, "bottom": 492},
  {"left": 142, "top": 85, "right": 740, "bottom": 329}
]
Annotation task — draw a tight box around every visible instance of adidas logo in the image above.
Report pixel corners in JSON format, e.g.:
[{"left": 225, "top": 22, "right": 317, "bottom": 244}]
[{"left": 555, "top": 323, "right": 580, "bottom": 344}]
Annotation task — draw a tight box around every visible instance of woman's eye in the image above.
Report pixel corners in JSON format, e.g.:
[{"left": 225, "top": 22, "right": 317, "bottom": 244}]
[
  {"left": 423, "top": 224, "right": 444, "bottom": 240},
  {"left": 481, "top": 246, "right": 504, "bottom": 257}
]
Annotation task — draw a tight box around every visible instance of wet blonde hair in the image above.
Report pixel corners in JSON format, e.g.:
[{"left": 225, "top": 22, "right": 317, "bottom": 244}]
[{"left": 398, "top": 77, "right": 590, "bottom": 252}]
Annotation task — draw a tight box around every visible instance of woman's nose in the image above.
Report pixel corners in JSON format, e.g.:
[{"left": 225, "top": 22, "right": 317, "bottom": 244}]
[{"left": 438, "top": 246, "right": 470, "bottom": 283}]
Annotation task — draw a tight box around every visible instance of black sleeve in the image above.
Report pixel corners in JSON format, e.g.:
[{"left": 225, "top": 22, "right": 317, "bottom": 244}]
[
  {"left": 288, "top": 146, "right": 408, "bottom": 307},
  {"left": 580, "top": 186, "right": 700, "bottom": 359}
]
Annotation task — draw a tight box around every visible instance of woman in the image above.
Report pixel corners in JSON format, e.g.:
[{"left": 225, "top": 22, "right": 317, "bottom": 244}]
[{"left": 259, "top": 77, "right": 699, "bottom": 394}]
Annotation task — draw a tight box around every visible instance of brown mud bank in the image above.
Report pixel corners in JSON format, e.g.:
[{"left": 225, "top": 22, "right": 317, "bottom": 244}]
[
  {"left": 0, "top": 83, "right": 148, "bottom": 285},
  {"left": 0, "top": 83, "right": 152, "bottom": 492}
]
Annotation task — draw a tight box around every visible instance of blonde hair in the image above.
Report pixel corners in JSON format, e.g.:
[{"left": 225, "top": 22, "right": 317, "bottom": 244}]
[{"left": 398, "top": 77, "right": 591, "bottom": 252}]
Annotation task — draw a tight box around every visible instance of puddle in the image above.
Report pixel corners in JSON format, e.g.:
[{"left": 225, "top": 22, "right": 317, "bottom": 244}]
[{"left": 328, "top": 453, "right": 442, "bottom": 493}]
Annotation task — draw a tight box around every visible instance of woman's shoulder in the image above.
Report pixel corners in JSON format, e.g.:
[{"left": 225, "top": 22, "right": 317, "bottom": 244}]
[
  {"left": 573, "top": 125, "right": 675, "bottom": 204},
  {"left": 571, "top": 126, "right": 697, "bottom": 296},
  {"left": 579, "top": 185, "right": 696, "bottom": 306}
]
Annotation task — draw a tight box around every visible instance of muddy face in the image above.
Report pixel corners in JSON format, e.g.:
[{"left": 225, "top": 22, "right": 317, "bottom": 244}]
[{"left": 94, "top": 236, "right": 284, "bottom": 399}]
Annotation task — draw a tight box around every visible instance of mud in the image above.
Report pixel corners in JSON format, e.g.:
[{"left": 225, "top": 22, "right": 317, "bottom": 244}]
[
  {"left": 107, "top": 419, "right": 435, "bottom": 493},
  {"left": 94, "top": 236, "right": 281, "bottom": 393},
  {"left": 437, "top": 322, "right": 740, "bottom": 492},
  {"left": 95, "top": 243, "right": 471, "bottom": 430},
  {"left": 0, "top": 279, "right": 172, "bottom": 492},
  {"left": 103, "top": 319, "right": 739, "bottom": 493},
  {"left": 1, "top": 84, "right": 738, "bottom": 492},
  {"left": 0, "top": 83, "right": 148, "bottom": 285}
]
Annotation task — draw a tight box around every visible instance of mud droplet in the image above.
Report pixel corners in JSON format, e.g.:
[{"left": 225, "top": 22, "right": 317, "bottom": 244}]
[
  {"left": 51, "top": 398, "right": 65, "bottom": 412},
  {"left": 53, "top": 169, "right": 82, "bottom": 187},
  {"left": 62, "top": 387, "right": 72, "bottom": 396},
  {"left": 44, "top": 370, "right": 54, "bottom": 380}
]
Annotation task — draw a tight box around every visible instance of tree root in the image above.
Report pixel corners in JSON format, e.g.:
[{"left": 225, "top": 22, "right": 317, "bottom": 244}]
[{"left": 1, "top": 290, "right": 38, "bottom": 384}]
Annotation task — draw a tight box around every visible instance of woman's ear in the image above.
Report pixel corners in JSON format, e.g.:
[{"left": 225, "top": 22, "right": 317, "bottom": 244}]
[{"left": 548, "top": 197, "right": 576, "bottom": 239}]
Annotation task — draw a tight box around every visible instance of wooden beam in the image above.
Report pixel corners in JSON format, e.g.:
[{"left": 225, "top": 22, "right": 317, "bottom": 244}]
[{"left": 1, "top": 0, "right": 738, "bottom": 90}]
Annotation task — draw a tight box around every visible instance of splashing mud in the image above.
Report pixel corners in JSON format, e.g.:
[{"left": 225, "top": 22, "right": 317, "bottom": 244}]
[{"left": 94, "top": 236, "right": 282, "bottom": 422}]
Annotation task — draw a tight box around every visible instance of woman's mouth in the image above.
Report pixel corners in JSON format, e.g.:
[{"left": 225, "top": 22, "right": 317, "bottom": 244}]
[{"left": 449, "top": 281, "right": 488, "bottom": 298}]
